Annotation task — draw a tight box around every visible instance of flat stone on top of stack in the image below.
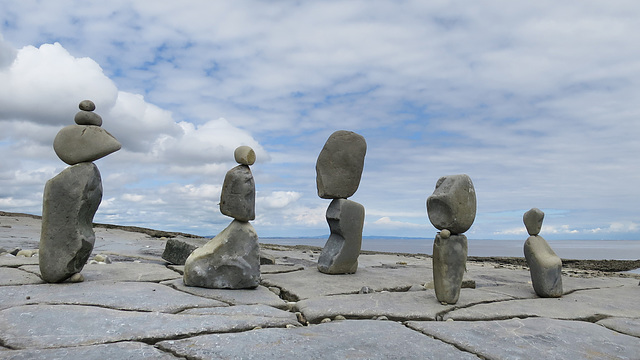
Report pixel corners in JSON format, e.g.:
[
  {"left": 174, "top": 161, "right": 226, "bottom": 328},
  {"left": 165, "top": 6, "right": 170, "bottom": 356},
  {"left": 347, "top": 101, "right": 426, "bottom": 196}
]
[
  {"left": 316, "top": 130, "right": 367, "bottom": 199},
  {"left": 426, "top": 174, "right": 476, "bottom": 235},
  {"left": 523, "top": 208, "right": 563, "bottom": 298},
  {"left": 183, "top": 146, "right": 260, "bottom": 289}
]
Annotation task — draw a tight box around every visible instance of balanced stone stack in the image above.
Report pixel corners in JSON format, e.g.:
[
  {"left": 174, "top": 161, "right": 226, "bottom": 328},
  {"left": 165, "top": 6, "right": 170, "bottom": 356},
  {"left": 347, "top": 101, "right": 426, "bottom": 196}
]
[
  {"left": 315, "top": 130, "right": 367, "bottom": 274},
  {"left": 426, "top": 174, "right": 476, "bottom": 304},
  {"left": 183, "top": 146, "right": 260, "bottom": 289},
  {"left": 523, "top": 208, "right": 563, "bottom": 297},
  {"left": 39, "top": 100, "right": 121, "bottom": 283}
]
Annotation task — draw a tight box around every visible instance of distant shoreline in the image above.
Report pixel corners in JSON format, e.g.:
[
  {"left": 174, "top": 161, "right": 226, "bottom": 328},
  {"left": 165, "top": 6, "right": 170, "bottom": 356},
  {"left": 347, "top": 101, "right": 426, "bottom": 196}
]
[{"left": 2, "top": 211, "right": 639, "bottom": 272}]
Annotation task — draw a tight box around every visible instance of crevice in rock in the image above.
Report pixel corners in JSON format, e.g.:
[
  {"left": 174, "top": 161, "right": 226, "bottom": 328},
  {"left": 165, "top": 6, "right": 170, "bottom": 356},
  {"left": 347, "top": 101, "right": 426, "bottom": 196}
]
[
  {"left": 402, "top": 322, "right": 488, "bottom": 359},
  {"left": 434, "top": 296, "right": 520, "bottom": 321}
]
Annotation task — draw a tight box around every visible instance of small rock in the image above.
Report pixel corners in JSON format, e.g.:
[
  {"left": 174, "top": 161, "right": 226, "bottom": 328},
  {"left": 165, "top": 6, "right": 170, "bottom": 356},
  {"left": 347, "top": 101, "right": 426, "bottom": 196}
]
[
  {"left": 67, "top": 273, "right": 84, "bottom": 283},
  {"left": 359, "top": 286, "right": 373, "bottom": 294},
  {"left": 234, "top": 146, "right": 256, "bottom": 166},
  {"left": 74, "top": 111, "right": 103, "bottom": 126},
  {"left": 79, "top": 100, "right": 96, "bottom": 111},
  {"left": 321, "top": 318, "right": 332, "bottom": 323},
  {"left": 286, "top": 324, "right": 297, "bottom": 328},
  {"left": 440, "top": 229, "right": 451, "bottom": 239},
  {"left": 462, "top": 279, "right": 476, "bottom": 289},
  {"left": 295, "top": 312, "right": 306, "bottom": 324},
  {"left": 260, "top": 251, "right": 276, "bottom": 265},
  {"left": 16, "top": 250, "right": 33, "bottom": 257},
  {"left": 252, "top": 326, "right": 262, "bottom": 330},
  {"left": 376, "top": 316, "right": 388, "bottom": 321},
  {"left": 89, "top": 260, "right": 99, "bottom": 264},
  {"left": 269, "top": 286, "right": 281, "bottom": 296},
  {"left": 408, "top": 284, "right": 425, "bottom": 292},
  {"left": 10, "top": 248, "right": 21, "bottom": 256},
  {"left": 94, "top": 254, "right": 112, "bottom": 264},
  {"left": 334, "top": 315, "right": 346, "bottom": 320}
]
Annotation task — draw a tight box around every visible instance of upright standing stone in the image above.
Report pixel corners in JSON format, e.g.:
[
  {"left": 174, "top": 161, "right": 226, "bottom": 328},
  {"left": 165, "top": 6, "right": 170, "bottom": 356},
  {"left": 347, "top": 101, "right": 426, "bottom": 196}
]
[
  {"left": 39, "top": 100, "right": 120, "bottom": 283},
  {"left": 315, "top": 130, "right": 367, "bottom": 275},
  {"left": 427, "top": 174, "right": 476, "bottom": 304},
  {"left": 317, "top": 199, "right": 365, "bottom": 274},
  {"left": 523, "top": 208, "right": 563, "bottom": 298},
  {"left": 183, "top": 146, "right": 261, "bottom": 289}
]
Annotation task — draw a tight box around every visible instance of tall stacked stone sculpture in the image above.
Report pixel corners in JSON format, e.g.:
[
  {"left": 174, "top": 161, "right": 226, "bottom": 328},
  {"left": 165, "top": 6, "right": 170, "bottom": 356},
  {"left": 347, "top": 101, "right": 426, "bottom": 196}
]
[
  {"left": 426, "top": 174, "right": 476, "bottom": 304},
  {"left": 316, "top": 130, "right": 367, "bottom": 274},
  {"left": 39, "top": 100, "right": 121, "bottom": 283},
  {"left": 183, "top": 146, "right": 260, "bottom": 289},
  {"left": 523, "top": 208, "right": 563, "bottom": 297}
]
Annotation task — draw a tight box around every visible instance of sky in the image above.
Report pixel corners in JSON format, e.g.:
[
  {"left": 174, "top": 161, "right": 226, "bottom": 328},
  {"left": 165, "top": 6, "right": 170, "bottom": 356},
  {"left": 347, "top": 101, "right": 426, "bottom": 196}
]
[{"left": 1, "top": 1, "right": 639, "bottom": 241}]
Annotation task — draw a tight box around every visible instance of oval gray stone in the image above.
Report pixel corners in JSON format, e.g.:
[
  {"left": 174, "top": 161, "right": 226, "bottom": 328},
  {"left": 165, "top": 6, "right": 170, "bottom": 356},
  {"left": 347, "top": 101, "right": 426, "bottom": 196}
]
[
  {"left": 524, "top": 235, "right": 563, "bottom": 298},
  {"left": 53, "top": 125, "right": 121, "bottom": 165},
  {"left": 79, "top": 99, "right": 96, "bottom": 111},
  {"left": 220, "top": 165, "right": 255, "bottom": 221},
  {"left": 523, "top": 208, "right": 544, "bottom": 236},
  {"left": 316, "top": 130, "right": 367, "bottom": 199},
  {"left": 184, "top": 220, "right": 260, "bottom": 289},
  {"left": 234, "top": 146, "right": 256, "bottom": 165},
  {"left": 39, "top": 163, "right": 102, "bottom": 283},
  {"left": 432, "top": 233, "right": 467, "bottom": 304},
  {"left": 74, "top": 110, "right": 103, "bottom": 126},
  {"left": 426, "top": 174, "right": 476, "bottom": 234}
]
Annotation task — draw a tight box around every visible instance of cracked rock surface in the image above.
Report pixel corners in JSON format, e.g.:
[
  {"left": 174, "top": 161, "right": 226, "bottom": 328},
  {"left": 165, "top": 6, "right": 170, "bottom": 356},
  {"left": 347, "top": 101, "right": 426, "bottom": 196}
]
[{"left": 1, "top": 212, "right": 639, "bottom": 359}]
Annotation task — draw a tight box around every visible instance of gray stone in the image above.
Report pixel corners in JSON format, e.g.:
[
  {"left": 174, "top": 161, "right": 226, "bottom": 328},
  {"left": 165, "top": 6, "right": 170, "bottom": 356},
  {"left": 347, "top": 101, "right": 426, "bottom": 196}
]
[
  {"left": 22, "top": 262, "right": 181, "bottom": 283},
  {"left": 407, "top": 317, "right": 640, "bottom": 359},
  {"left": 444, "top": 285, "right": 640, "bottom": 321},
  {"left": 597, "top": 317, "right": 640, "bottom": 338},
  {"left": 53, "top": 125, "right": 121, "bottom": 165},
  {"left": 315, "top": 130, "right": 367, "bottom": 199},
  {"left": 0, "top": 267, "right": 43, "bottom": 286},
  {"left": 260, "top": 250, "right": 276, "bottom": 265},
  {"left": 523, "top": 207, "right": 544, "bottom": 235},
  {"left": 162, "top": 237, "right": 207, "bottom": 265},
  {"left": 234, "top": 145, "right": 256, "bottom": 165},
  {"left": 426, "top": 174, "right": 476, "bottom": 234},
  {"left": 296, "top": 288, "right": 513, "bottom": 323},
  {"left": 74, "top": 110, "right": 103, "bottom": 126},
  {"left": 163, "top": 279, "right": 286, "bottom": 309},
  {"left": 524, "top": 235, "right": 563, "bottom": 297},
  {"left": 156, "top": 320, "right": 480, "bottom": 360},
  {"left": 78, "top": 99, "right": 96, "bottom": 111},
  {"left": 184, "top": 220, "right": 260, "bottom": 289},
  {"left": 39, "top": 163, "right": 102, "bottom": 283},
  {"left": 432, "top": 233, "right": 467, "bottom": 304},
  {"left": 220, "top": 165, "right": 255, "bottom": 221},
  {"left": 0, "top": 342, "right": 179, "bottom": 360},
  {"left": 0, "top": 280, "right": 226, "bottom": 312},
  {"left": 318, "top": 198, "right": 364, "bottom": 274},
  {"left": 0, "top": 304, "right": 298, "bottom": 349}
]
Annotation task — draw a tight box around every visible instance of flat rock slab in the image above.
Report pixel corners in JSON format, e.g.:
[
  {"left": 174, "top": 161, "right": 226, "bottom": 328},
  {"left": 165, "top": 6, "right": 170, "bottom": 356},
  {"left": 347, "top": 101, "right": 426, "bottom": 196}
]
[
  {"left": 261, "top": 264, "right": 305, "bottom": 274},
  {"left": 0, "top": 267, "right": 43, "bottom": 286},
  {"left": 261, "top": 266, "right": 432, "bottom": 300},
  {"left": 20, "top": 262, "right": 181, "bottom": 282},
  {"left": 297, "top": 288, "right": 514, "bottom": 323},
  {"left": 0, "top": 304, "right": 299, "bottom": 349},
  {"left": 407, "top": 317, "right": 640, "bottom": 359},
  {"left": 163, "top": 278, "right": 286, "bottom": 309},
  {"left": 597, "top": 317, "right": 640, "bottom": 338},
  {"left": 0, "top": 281, "right": 227, "bottom": 312},
  {"left": 0, "top": 342, "right": 180, "bottom": 360},
  {"left": 0, "top": 255, "right": 39, "bottom": 267},
  {"left": 444, "top": 285, "right": 640, "bottom": 321},
  {"left": 179, "top": 304, "right": 297, "bottom": 322},
  {"left": 156, "top": 319, "right": 480, "bottom": 360}
]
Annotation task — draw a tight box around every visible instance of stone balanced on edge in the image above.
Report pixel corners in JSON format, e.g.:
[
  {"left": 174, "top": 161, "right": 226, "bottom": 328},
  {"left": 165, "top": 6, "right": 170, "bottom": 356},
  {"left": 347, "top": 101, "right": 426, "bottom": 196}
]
[
  {"left": 183, "top": 146, "right": 260, "bottom": 289},
  {"left": 523, "top": 208, "right": 563, "bottom": 297},
  {"left": 426, "top": 174, "right": 476, "bottom": 304},
  {"left": 39, "top": 100, "right": 121, "bottom": 283},
  {"left": 316, "top": 130, "right": 367, "bottom": 274}
]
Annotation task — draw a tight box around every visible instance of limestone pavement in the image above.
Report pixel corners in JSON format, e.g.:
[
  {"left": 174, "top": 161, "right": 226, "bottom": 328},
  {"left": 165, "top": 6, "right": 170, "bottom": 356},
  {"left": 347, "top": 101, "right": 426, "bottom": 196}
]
[{"left": 1, "top": 213, "right": 639, "bottom": 359}]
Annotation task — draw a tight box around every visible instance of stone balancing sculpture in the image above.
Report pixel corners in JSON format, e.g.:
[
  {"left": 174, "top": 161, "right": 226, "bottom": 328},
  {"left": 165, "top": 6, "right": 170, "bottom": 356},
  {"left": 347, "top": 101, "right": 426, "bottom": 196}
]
[
  {"left": 315, "top": 130, "right": 367, "bottom": 274},
  {"left": 183, "top": 146, "right": 260, "bottom": 289},
  {"left": 39, "top": 100, "right": 121, "bottom": 283},
  {"left": 523, "top": 208, "right": 563, "bottom": 297},
  {"left": 426, "top": 174, "right": 476, "bottom": 304}
]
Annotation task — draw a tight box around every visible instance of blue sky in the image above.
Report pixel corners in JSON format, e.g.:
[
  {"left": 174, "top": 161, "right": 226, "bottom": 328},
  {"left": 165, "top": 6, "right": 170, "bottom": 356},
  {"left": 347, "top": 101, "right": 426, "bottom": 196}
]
[{"left": 1, "top": 1, "right": 639, "bottom": 240}]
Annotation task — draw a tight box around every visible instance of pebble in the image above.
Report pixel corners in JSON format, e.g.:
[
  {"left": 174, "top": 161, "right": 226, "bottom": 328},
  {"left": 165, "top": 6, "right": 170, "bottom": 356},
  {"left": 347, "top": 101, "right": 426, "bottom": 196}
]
[
  {"left": 94, "top": 254, "right": 112, "bottom": 264},
  {"left": 16, "top": 250, "right": 33, "bottom": 257},
  {"left": 440, "top": 229, "right": 451, "bottom": 239},
  {"left": 286, "top": 324, "right": 297, "bottom": 329},
  {"left": 321, "top": 318, "right": 332, "bottom": 323},
  {"left": 234, "top": 146, "right": 256, "bottom": 166},
  {"left": 67, "top": 273, "right": 84, "bottom": 283},
  {"left": 334, "top": 315, "right": 346, "bottom": 320},
  {"left": 79, "top": 100, "right": 96, "bottom": 111},
  {"left": 359, "top": 286, "right": 373, "bottom": 294},
  {"left": 268, "top": 287, "right": 281, "bottom": 296},
  {"left": 376, "top": 316, "right": 389, "bottom": 321},
  {"left": 295, "top": 312, "right": 306, "bottom": 324}
]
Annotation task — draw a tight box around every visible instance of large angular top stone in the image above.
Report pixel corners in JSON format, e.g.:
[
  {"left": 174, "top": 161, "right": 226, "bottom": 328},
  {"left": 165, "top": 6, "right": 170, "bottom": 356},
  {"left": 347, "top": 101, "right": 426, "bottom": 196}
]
[
  {"left": 426, "top": 174, "right": 476, "bottom": 234},
  {"left": 53, "top": 125, "right": 121, "bottom": 165},
  {"left": 523, "top": 208, "right": 544, "bottom": 236},
  {"left": 316, "top": 130, "right": 367, "bottom": 199},
  {"left": 220, "top": 165, "right": 255, "bottom": 221}
]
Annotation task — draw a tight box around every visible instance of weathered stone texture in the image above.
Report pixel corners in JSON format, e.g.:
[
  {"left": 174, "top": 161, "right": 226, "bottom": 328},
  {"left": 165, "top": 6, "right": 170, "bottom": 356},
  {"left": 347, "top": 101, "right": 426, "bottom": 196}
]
[
  {"left": 432, "top": 233, "right": 467, "bottom": 304},
  {"left": 426, "top": 174, "right": 476, "bottom": 234},
  {"left": 524, "top": 235, "right": 563, "bottom": 297},
  {"left": 220, "top": 165, "right": 255, "bottom": 221},
  {"left": 315, "top": 130, "right": 367, "bottom": 199},
  {"left": 318, "top": 199, "right": 365, "bottom": 274},
  {"left": 53, "top": 125, "right": 121, "bottom": 165},
  {"left": 523, "top": 207, "right": 544, "bottom": 236}
]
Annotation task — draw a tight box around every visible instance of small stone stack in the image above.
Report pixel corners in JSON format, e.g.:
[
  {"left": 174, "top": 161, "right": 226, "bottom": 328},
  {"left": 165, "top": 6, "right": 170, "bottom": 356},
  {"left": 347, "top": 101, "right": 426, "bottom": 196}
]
[
  {"left": 183, "top": 146, "right": 260, "bottom": 289},
  {"left": 315, "top": 130, "right": 367, "bottom": 274},
  {"left": 426, "top": 174, "right": 476, "bottom": 304},
  {"left": 523, "top": 208, "right": 563, "bottom": 298},
  {"left": 39, "top": 100, "right": 121, "bottom": 283}
]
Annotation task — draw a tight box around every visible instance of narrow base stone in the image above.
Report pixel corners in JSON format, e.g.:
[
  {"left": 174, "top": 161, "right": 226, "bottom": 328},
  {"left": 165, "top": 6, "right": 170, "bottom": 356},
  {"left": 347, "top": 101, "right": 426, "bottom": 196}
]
[
  {"left": 524, "top": 235, "right": 563, "bottom": 297},
  {"left": 39, "top": 163, "right": 102, "bottom": 283},
  {"left": 318, "top": 199, "right": 364, "bottom": 275},
  {"left": 432, "top": 233, "right": 467, "bottom": 304},
  {"left": 184, "top": 220, "right": 260, "bottom": 289}
]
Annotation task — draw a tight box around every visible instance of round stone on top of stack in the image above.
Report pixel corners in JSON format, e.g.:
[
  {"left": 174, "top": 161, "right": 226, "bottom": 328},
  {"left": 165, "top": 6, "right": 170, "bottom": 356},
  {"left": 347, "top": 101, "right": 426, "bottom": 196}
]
[
  {"left": 316, "top": 130, "right": 367, "bottom": 199},
  {"left": 426, "top": 174, "right": 476, "bottom": 235},
  {"left": 523, "top": 207, "right": 544, "bottom": 236},
  {"left": 234, "top": 145, "right": 256, "bottom": 166},
  {"left": 74, "top": 100, "right": 103, "bottom": 126},
  {"left": 220, "top": 146, "right": 256, "bottom": 221}
]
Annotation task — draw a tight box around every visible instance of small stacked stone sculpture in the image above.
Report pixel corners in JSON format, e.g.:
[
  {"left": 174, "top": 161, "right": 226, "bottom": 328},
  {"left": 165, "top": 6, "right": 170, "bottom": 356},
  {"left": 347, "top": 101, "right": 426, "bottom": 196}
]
[
  {"left": 316, "top": 130, "right": 367, "bottom": 274},
  {"left": 523, "top": 208, "right": 563, "bottom": 297},
  {"left": 183, "top": 146, "right": 260, "bottom": 289},
  {"left": 426, "top": 174, "right": 476, "bottom": 304},
  {"left": 39, "top": 100, "right": 121, "bottom": 283}
]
